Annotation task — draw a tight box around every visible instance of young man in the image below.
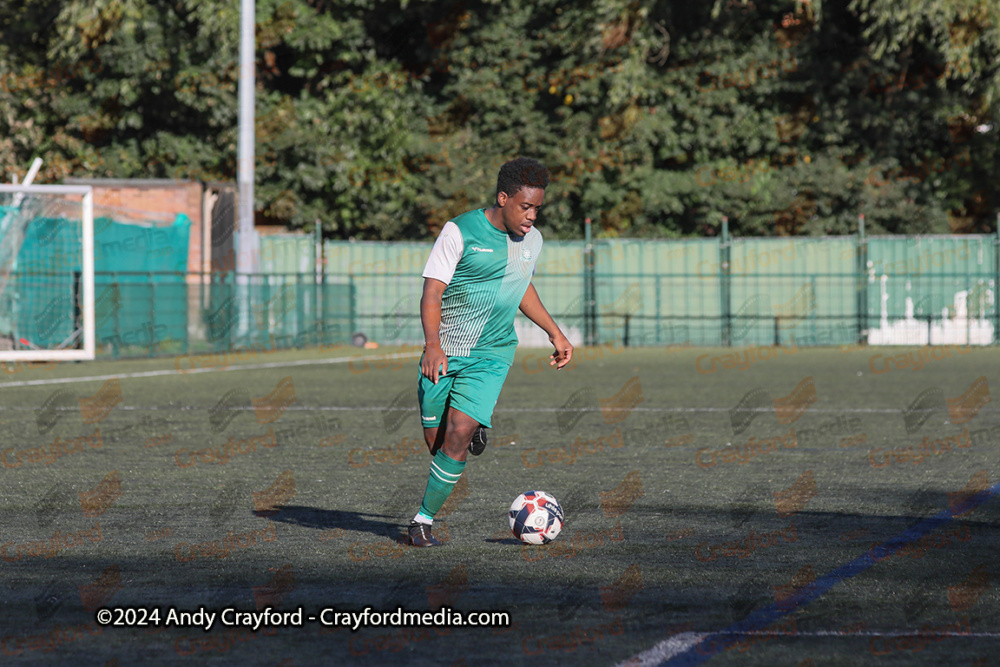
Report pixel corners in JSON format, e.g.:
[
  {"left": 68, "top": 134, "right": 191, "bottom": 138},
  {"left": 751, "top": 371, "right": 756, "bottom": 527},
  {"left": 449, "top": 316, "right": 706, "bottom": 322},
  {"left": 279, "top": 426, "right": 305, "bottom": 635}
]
[{"left": 408, "top": 157, "right": 574, "bottom": 547}]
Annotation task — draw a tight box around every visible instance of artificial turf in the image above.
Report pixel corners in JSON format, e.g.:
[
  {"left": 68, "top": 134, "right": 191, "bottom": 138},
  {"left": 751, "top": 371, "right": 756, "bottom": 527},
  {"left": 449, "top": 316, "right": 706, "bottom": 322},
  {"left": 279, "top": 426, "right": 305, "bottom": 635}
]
[{"left": 0, "top": 344, "right": 997, "bottom": 665}]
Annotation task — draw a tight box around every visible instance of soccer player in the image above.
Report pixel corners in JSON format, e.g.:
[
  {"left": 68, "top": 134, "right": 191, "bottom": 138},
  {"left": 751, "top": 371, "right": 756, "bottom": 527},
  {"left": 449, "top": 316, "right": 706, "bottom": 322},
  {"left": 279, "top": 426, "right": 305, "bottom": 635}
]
[{"left": 407, "top": 157, "right": 574, "bottom": 547}]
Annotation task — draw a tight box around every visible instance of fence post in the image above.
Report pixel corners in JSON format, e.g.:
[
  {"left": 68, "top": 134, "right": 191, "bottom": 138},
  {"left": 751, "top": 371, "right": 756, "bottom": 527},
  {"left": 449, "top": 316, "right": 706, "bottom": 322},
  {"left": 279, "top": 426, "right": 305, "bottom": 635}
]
[
  {"left": 720, "top": 216, "right": 731, "bottom": 346},
  {"left": 148, "top": 271, "right": 155, "bottom": 357},
  {"left": 226, "top": 273, "right": 233, "bottom": 352},
  {"left": 297, "top": 271, "right": 305, "bottom": 349},
  {"left": 856, "top": 214, "right": 868, "bottom": 345},
  {"left": 183, "top": 273, "right": 190, "bottom": 356},
  {"left": 73, "top": 270, "right": 82, "bottom": 349},
  {"left": 994, "top": 219, "right": 999, "bottom": 346},
  {"left": 811, "top": 273, "right": 818, "bottom": 344},
  {"left": 315, "top": 222, "right": 324, "bottom": 346},
  {"left": 349, "top": 274, "right": 357, "bottom": 343},
  {"left": 584, "top": 217, "right": 596, "bottom": 346},
  {"left": 261, "top": 274, "right": 270, "bottom": 347},
  {"left": 110, "top": 272, "right": 121, "bottom": 358},
  {"left": 655, "top": 274, "right": 661, "bottom": 346}
]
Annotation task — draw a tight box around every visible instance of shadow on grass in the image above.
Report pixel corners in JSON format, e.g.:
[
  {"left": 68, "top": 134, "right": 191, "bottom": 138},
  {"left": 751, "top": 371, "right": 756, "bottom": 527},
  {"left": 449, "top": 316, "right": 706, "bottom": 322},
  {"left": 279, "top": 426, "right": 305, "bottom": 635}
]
[{"left": 258, "top": 505, "right": 402, "bottom": 539}]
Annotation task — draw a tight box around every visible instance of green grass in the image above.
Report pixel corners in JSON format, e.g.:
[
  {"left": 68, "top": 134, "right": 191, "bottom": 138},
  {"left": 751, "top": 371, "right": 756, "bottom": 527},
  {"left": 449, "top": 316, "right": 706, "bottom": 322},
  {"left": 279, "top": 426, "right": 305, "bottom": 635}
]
[{"left": 0, "top": 344, "right": 998, "bottom": 666}]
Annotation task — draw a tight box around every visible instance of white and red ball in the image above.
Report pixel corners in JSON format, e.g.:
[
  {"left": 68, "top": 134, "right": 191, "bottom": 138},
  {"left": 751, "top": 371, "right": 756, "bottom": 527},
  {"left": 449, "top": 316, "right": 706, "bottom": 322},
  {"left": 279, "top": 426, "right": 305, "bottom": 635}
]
[{"left": 508, "top": 490, "right": 564, "bottom": 545}]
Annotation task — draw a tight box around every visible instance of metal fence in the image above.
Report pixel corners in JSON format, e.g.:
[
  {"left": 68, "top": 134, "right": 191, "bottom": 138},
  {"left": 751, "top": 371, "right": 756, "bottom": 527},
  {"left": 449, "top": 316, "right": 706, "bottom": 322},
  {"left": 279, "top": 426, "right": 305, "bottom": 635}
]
[
  {"left": 85, "top": 271, "right": 356, "bottom": 358},
  {"left": 328, "top": 224, "right": 997, "bottom": 352},
  {"left": 12, "top": 227, "right": 998, "bottom": 358}
]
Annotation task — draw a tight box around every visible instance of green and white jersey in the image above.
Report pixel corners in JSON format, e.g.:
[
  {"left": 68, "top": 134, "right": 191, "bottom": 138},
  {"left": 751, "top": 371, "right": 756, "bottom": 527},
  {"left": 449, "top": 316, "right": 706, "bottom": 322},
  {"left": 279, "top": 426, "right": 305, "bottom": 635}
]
[{"left": 422, "top": 208, "right": 543, "bottom": 365}]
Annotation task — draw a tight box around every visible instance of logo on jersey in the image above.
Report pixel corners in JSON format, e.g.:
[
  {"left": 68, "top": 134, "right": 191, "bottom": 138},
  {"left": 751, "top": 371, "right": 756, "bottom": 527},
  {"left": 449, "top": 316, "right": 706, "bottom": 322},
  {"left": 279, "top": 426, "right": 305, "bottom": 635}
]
[
  {"left": 522, "top": 248, "right": 532, "bottom": 261},
  {"left": 471, "top": 246, "right": 494, "bottom": 253}
]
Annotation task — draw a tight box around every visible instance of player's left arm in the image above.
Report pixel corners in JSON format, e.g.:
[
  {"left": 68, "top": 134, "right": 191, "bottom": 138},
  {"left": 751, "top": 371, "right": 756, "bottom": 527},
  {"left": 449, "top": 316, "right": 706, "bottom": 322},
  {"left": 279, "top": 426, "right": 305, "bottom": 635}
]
[{"left": 519, "top": 283, "right": 574, "bottom": 369}]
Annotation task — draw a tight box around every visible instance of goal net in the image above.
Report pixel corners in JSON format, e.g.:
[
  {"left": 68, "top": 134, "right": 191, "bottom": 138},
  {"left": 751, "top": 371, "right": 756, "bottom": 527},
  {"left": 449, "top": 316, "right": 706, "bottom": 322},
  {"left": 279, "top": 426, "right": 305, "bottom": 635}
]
[{"left": 0, "top": 184, "right": 94, "bottom": 361}]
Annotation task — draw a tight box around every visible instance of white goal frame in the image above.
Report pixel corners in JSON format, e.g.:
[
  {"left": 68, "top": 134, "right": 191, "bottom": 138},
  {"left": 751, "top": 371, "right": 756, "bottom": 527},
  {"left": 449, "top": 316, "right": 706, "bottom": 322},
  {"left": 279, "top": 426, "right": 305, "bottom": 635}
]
[{"left": 0, "top": 184, "right": 95, "bottom": 361}]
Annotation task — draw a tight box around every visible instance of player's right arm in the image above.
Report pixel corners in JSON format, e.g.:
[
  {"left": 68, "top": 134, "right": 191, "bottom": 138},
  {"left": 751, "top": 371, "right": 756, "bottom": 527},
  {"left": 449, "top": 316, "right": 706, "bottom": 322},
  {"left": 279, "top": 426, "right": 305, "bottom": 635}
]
[
  {"left": 420, "top": 221, "right": 464, "bottom": 384},
  {"left": 420, "top": 278, "right": 448, "bottom": 383}
]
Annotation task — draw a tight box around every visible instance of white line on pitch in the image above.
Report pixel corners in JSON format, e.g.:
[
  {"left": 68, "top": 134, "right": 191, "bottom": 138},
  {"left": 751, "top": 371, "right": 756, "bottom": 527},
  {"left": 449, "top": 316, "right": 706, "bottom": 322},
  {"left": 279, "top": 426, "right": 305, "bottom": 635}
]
[
  {"left": 617, "top": 632, "right": 708, "bottom": 666},
  {"left": 0, "top": 352, "right": 423, "bottom": 389},
  {"left": 629, "top": 629, "right": 1000, "bottom": 638},
  {"left": 0, "top": 404, "right": 994, "bottom": 417},
  {"left": 618, "top": 629, "right": 1000, "bottom": 667}
]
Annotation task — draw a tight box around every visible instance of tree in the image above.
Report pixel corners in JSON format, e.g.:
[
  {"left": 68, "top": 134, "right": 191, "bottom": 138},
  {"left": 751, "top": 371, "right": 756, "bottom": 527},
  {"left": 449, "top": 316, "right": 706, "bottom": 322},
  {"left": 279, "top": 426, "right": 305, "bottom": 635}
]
[{"left": 1, "top": 0, "right": 996, "bottom": 238}]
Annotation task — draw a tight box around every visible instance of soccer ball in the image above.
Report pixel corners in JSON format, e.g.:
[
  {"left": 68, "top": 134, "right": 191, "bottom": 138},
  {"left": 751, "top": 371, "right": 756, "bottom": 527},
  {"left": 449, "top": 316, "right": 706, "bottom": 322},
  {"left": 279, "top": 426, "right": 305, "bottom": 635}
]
[{"left": 508, "top": 491, "right": 564, "bottom": 544}]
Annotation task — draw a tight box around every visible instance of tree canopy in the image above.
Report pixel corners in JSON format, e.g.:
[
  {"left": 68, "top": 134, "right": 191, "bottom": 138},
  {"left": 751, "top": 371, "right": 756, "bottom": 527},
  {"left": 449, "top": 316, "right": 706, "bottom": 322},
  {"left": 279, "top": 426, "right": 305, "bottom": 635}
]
[{"left": 1, "top": 0, "right": 997, "bottom": 239}]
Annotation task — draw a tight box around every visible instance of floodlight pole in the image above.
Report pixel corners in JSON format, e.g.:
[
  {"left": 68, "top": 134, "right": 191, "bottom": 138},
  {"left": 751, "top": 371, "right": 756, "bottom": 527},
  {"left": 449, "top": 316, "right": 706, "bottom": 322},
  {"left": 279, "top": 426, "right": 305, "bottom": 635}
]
[{"left": 237, "top": 0, "right": 255, "bottom": 338}]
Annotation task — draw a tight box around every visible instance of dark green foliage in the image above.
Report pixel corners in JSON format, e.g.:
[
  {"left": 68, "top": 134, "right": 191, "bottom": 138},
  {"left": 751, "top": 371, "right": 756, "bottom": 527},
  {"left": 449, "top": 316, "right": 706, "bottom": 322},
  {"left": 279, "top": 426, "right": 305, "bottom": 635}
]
[{"left": 0, "top": 0, "right": 997, "bottom": 238}]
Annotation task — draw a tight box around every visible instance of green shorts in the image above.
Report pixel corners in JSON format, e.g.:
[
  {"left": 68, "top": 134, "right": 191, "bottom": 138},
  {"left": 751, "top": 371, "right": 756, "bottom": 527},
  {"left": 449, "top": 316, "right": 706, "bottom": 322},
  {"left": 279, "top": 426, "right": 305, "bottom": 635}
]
[{"left": 417, "top": 354, "right": 511, "bottom": 429}]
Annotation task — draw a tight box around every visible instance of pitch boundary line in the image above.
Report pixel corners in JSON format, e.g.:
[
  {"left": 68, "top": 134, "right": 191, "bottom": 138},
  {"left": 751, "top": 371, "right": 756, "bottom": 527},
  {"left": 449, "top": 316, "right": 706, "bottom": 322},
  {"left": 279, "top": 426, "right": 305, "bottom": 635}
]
[
  {"left": 0, "top": 404, "right": 995, "bottom": 418},
  {"left": 0, "top": 352, "right": 424, "bottom": 389},
  {"left": 620, "top": 482, "right": 1000, "bottom": 667},
  {"left": 0, "top": 405, "right": 992, "bottom": 416},
  {"left": 712, "top": 630, "right": 1000, "bottom": 638},
  {"left": 619, "top": 629, "right": 1000, "bottom": 666}
]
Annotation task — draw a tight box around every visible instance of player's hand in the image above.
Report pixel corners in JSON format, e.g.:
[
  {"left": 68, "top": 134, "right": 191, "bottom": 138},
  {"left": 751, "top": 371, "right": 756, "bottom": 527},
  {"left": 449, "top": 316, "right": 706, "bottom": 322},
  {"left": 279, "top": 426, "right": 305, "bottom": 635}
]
[
  {"left": 549, "top": 333, "right": 574, "bottom": 370},
  {"left": 421, "top": 343, "right": 448, "bottom": 384}
]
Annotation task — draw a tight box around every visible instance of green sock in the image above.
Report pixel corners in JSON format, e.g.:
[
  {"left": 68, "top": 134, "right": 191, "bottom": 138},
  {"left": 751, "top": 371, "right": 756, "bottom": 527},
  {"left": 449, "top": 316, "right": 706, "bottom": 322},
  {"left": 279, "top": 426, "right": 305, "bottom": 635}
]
[{"left": 416, "top": 451, "right": 466, "bottom": 522}]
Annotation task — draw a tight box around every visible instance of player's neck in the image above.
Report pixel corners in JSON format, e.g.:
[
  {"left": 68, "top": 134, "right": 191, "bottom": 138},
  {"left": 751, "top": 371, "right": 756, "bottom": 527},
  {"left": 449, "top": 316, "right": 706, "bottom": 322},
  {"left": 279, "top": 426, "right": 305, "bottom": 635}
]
[{"left": 484, "top": 205, "right": 506, "bottom": 233}]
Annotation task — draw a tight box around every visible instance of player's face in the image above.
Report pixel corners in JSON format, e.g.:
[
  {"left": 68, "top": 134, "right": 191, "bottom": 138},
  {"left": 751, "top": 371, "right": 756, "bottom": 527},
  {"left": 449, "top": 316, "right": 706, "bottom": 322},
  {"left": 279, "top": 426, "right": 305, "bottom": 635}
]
[{"left": 500, "top": 187, "right": 545, "bottom": 237}]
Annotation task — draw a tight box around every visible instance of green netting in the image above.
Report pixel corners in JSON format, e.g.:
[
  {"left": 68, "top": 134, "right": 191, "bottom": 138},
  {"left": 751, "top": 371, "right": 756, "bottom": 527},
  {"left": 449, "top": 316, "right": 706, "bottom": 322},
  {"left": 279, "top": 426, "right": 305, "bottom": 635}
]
[
  {"left": 6, "top": 210, "right": 86, "bottom": 349},
  {"left": 8, "top": 213, "right": 190, "bottom": 351}
]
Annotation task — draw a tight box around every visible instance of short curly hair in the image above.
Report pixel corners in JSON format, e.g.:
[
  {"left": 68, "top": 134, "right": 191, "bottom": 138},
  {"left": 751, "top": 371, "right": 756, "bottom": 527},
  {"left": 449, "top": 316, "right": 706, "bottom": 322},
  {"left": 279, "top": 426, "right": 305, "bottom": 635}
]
[{"left": 496, "top": 157, "right": 550, "bottom": 201}]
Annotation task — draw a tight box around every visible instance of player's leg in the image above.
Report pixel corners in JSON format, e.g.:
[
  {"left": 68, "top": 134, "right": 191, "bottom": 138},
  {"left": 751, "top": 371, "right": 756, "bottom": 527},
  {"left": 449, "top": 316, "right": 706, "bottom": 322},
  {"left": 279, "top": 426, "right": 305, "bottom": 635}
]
[
  {"left": 444, "top": 356, "right": 506, "bottom": 460},
  {"left": 421, "top": 394, "right": 452, "bottom": 455},
  {"left": 428, "top": 416, "right": 486, "bottom": 456},
  {"left": 422, "top": 424, "right": 447, "bottom": 455},
  {"left": 417, "top": 362, "right": 479, "bottom": 456},
  {"left": 409, "top": 407, "right": 477, "bottom": 545},
  {"left": 437, "top": 407, "right": 479, "bottom": 462},
  {"left": 410, "top": 358, "right": 458, "bottom": 546},
  {"left": 408, "top": 358, "right": 509, "bottom": 546},
  {"left": 422, "top": 426, "right": 439, "bottom": 452},
  {"left": 410, "top": 414, "right": 475, "bottom": 547}
]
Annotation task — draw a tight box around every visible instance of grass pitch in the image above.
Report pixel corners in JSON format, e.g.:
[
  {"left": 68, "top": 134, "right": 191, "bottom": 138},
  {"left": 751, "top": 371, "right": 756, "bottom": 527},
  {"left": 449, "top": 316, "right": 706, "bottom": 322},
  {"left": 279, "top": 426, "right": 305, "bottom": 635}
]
[{"left": 1, "top": 343, "right": 998, "bottom": 666}]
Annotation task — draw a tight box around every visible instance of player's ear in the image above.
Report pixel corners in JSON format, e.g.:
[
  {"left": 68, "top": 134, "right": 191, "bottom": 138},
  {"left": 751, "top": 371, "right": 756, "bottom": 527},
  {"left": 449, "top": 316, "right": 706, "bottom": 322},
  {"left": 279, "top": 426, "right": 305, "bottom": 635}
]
[{"left": 496, "top": 191, "right": 508, "bottom": 207}]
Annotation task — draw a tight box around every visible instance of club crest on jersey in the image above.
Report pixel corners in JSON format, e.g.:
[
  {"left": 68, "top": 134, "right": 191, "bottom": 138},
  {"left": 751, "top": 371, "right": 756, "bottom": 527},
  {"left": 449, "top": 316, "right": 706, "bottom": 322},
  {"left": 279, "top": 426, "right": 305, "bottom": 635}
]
[{"left": 522, "top": 247, "right": 532, "bottom": 261}]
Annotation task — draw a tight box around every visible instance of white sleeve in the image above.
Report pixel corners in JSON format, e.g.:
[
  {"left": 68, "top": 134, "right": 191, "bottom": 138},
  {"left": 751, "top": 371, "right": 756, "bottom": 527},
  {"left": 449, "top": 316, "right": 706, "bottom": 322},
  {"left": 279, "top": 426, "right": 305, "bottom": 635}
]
[{"left": 422, "top": 221, "right": 464, "bottom": 285}]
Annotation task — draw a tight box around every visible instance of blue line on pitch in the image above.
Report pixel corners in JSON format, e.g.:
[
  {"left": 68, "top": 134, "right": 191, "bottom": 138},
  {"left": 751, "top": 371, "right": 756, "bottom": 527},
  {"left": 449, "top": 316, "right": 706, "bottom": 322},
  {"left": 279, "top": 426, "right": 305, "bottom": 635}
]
[{"left": 663, "top": 481, "right": 1000, "bottom": 666}]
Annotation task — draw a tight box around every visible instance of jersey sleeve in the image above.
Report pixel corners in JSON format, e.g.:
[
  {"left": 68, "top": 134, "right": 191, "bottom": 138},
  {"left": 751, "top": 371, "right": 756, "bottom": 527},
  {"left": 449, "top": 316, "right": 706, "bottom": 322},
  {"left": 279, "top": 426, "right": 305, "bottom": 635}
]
[{"left": 422, "top": 221, "right": 464, "bottom": 285}]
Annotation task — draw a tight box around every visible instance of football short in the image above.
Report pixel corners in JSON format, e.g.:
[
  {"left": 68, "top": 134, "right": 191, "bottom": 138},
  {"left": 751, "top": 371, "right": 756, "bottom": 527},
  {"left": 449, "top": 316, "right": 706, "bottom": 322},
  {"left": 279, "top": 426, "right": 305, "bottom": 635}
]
[{"left": 417, "top": 354, "right": 511, "bottom": 429}]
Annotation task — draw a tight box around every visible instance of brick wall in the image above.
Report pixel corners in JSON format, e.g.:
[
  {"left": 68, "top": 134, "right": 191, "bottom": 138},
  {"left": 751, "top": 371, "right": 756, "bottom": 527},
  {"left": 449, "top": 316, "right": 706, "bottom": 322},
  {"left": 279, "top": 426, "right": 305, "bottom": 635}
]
[{"left": 65, "top": 179, "right": 206, "bottom": 278}]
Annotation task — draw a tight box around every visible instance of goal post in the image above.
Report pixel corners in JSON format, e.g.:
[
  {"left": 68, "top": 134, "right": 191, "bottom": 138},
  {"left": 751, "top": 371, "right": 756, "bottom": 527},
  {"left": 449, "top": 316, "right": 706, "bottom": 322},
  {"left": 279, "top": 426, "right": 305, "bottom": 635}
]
[{"left": 0, "top": 184, "right": 94, "bottom": 361}]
